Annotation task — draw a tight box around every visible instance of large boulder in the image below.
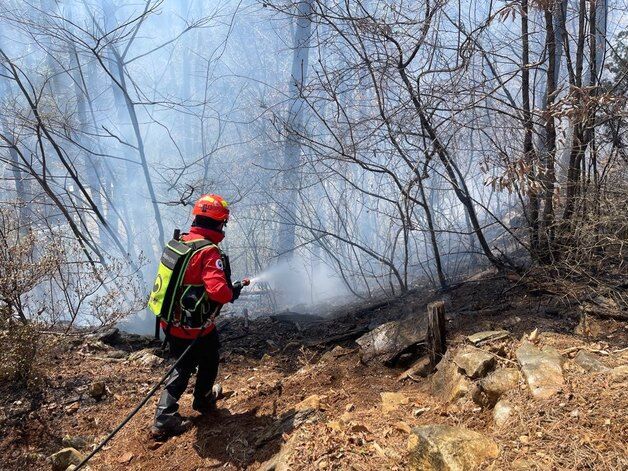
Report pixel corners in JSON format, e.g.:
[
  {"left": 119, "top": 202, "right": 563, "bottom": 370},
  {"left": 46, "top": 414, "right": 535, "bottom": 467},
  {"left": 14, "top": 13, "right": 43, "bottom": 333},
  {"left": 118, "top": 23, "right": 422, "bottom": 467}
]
[
  {"left": 408, "top": 425, "right": 499, "bottom": 470},
  {"left": 356, "top": 314, "right": 428, "bottom": 364},
  {"left": 515, "top": 341, "right": 564, "bottom": 399},
  {"left": 452, "top": 348, "right": 496, "bottom": 379},
  {"left": 472, "top": 368, "right": 520, "bottom": 407},
  {"left": 431, "top": 353, "right": 471, "bottom": 403},
  {"left": 49, "top": 447, "right": 83, "bottom": 471}
]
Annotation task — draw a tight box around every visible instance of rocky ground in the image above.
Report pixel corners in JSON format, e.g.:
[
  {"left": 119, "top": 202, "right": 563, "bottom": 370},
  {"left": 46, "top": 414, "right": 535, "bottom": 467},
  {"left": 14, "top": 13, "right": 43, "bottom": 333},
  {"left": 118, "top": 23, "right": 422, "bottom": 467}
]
[{"left": 1, "top": 270, "right": 627, "bottom": 470}]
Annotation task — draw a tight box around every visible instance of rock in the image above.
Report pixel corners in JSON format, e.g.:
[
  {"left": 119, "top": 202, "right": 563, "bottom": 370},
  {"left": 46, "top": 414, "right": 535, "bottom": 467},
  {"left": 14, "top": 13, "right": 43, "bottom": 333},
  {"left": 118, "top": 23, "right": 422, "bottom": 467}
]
[
  {"left": 128, "top": 349, "right": 163, "bottom": 367},
  {"left": 327, "top": 420, "right": 343, "bottom": 432},
  {"left": 258, "top": 434, "right": 298, "bottom": 471},
  {"left": 381, "top": 392, "right": 409, "bottom": 414},
  {"left": 349, "top": 423, "right": 371, "bottom": 434},
  {"left": 65, "top": 402, "right": 80, "bottom": 414},
  {"left": 398, "top": 356, "right": 432, "bottom": 381},
  {"left": 62, "top": 435, "right": 89, "bottom": 450},
  {"left": 413, "top": 407, "right": 430, "bottom": 417},
  {"left": 573, "top": 350, "right": 609, "bottom": 373},
  {"left": 88, "top": 381, "right": 106, "bottom": 400},
  {"left": 295, "top": 395, "right": 321, "bottom": 412},
  {"left": 356, "top": 314, "right": 428, "bottom": 364},
  {"left": 81, "top": 340, "right": 109, "bottom": 353},
  {"left": 453, "top": 348, "right": 496, "bottom": 379},
  {"left": 106, "top": 350, "right": 128, "bottom": 359},
  {"left": 96, "top": 328, "right": 120, "bottom": 345},
  {"left": 340, "top": 411, "right": 352, "bottom": 423},
  {"left": 330, "top": 345, "right": 351, "bottom": 356},
  {"left": 610, "top": 365, "right": 628, "bottom": 383},
  {"left": 472, "top": 368, "right": 520, "bottom": 407},
  {"left": 516, "top": 341, "right": 564, "bottom": 399},
  {"left": 542, "top": 346, "right": 565, "bottom": 366},
  {"left": 467, "top": 330, "right": 509, "bottom": 346},
  {"left": 118, "top": 451, "right": 134, "bottom": 464},
  {"left": 394, "top": 421, "right": 412, "bottom": 434},
  {"left": 512, "top": 459, "right": 534, "bottom": 470},
  {"left": 492, "top": 400, "right": 513, "bottom": 427},
  {"left": 408, "top": 424, "right": 499, "bottom": 470},
  {"left": 50, "top": 448, "right": 84, "bottom": 471},
  {"left": 320, "top": 345, "right": 352, "bottom": 362},
  {"left": 431, "top": 353, "right": 471, "bottom": 403},
  {"left": 25, "top": 452, "right": 45, "bottom": 461}
]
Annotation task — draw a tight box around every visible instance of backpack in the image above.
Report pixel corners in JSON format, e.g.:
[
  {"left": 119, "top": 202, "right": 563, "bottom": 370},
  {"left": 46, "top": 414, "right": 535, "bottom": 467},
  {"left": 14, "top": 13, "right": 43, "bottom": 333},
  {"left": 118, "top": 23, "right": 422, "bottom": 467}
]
[{"left": 148, "top": 237, "right": 215, "bottom": 322}]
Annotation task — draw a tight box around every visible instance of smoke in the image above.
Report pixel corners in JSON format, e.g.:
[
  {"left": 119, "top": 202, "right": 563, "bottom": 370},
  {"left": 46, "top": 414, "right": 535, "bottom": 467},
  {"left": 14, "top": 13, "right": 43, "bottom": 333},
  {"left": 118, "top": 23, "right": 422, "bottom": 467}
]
[{"left": 250, "top": 255, "right": 350, "bottom": 312}]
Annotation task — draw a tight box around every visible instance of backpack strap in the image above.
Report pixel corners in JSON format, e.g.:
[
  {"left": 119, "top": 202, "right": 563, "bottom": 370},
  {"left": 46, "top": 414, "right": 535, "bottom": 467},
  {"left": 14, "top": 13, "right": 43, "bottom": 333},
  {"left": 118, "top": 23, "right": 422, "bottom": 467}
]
[
  {"left": 184, "top": 238, "right": 217, "bottom": 253},
  {"left": 161, "top": 238, "right": 218, "bottom": 349}
]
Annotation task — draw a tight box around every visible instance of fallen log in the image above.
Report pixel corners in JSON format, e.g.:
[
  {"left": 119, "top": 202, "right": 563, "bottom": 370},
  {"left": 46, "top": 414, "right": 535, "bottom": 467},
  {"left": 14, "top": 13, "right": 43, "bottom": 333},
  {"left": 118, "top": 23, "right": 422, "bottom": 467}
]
[{"left": 304, "top": 326, "right": 370, "bottom": 347}]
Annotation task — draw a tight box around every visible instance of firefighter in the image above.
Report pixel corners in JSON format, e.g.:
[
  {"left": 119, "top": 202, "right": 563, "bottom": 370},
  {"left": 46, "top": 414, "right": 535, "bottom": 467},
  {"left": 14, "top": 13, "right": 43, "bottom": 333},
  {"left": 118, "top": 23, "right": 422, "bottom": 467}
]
[{"left": 151, "top": 194, "right": 244, "bottom": 438}]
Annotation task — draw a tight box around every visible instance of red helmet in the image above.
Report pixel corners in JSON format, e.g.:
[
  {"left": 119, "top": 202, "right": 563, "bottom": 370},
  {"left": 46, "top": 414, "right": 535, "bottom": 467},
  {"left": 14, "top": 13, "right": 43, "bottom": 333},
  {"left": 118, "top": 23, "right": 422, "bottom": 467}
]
[{"left": 192, "top": 194, "right": 229, "bottom": 222}]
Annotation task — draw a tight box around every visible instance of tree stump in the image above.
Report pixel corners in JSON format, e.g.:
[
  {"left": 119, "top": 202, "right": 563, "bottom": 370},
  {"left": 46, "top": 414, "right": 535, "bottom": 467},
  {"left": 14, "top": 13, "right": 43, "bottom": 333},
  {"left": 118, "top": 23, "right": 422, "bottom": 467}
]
[{"left": 427, "top": 301, "right": 446, "bottom": 369}]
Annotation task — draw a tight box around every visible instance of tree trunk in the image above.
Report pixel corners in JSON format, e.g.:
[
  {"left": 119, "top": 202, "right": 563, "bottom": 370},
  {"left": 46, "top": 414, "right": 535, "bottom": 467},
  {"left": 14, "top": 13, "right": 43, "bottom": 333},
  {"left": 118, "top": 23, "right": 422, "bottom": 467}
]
[
  {"left": 541, "top": 6, "right": 558, "bottom": 260},
  {"left": 521, "top": 0, "right": 540, "bottom": 258},
  {"left": 276, "top": 0, "right": 313, "bottom": 260},
  {"left": 100, "top": 0, "right": 165, "bottom": 251}
]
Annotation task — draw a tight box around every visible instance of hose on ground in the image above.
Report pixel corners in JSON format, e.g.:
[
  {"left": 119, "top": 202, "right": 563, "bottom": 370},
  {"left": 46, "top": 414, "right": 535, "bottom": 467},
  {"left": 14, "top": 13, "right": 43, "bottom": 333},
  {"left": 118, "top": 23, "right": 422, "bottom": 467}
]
[{"left": 73, "top": 334, "right": 201, "bottom": 470}]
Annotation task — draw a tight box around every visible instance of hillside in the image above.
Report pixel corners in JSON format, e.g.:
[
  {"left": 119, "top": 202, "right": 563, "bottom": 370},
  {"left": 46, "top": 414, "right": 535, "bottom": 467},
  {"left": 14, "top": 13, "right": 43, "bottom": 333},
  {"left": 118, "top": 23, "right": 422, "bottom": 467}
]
[{"left": 1, "top": 270, "right": 627, "bottom": 470}]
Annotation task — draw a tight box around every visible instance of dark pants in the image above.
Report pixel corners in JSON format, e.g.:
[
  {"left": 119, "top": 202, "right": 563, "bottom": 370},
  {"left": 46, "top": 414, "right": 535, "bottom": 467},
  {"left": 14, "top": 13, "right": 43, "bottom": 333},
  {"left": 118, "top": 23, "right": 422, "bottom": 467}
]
[{"left": 154, "top": 328, "right": 220, "bottom": 428}]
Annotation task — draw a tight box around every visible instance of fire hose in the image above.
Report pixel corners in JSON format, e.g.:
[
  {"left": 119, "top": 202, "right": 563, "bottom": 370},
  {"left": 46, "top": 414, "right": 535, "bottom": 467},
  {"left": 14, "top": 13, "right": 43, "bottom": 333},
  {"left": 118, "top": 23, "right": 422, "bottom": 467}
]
[{"left": 74, "top": 279, "right": 250, "bottom": 470}]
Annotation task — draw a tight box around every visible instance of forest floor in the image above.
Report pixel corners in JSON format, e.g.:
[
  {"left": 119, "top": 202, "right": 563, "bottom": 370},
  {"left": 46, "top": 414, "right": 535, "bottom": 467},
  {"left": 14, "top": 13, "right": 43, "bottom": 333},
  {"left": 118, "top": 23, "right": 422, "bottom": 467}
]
[{"left": 1, "top": 269, "right": 627, "bottom": 470}]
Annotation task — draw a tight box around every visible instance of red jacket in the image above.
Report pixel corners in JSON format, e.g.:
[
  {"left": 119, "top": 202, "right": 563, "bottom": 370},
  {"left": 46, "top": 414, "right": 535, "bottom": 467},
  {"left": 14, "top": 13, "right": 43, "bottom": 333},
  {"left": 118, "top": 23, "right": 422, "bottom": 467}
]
[{"left": 161, "top": 226, "right": 233, "bottom": 339}]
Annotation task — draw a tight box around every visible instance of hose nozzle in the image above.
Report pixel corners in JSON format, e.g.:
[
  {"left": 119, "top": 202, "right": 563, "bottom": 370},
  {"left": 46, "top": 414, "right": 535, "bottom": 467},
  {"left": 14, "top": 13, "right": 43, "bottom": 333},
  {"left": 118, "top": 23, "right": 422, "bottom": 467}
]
[{"left": 233, "top": 278, "right": 251, "bottom": 289}]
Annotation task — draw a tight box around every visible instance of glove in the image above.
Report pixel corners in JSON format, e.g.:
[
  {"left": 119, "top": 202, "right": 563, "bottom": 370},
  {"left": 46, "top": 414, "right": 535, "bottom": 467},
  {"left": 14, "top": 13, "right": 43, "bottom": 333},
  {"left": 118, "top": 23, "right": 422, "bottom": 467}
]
[{"left": 231, "top": 281, "right": 243, "bottom": 302}]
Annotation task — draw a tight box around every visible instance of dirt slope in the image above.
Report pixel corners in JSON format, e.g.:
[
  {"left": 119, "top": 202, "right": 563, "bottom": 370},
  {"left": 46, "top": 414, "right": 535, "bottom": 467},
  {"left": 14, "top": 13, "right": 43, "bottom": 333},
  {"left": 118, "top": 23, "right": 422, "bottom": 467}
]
[{"left": 1, "top": 271, "right": 627, "bottom": 470}]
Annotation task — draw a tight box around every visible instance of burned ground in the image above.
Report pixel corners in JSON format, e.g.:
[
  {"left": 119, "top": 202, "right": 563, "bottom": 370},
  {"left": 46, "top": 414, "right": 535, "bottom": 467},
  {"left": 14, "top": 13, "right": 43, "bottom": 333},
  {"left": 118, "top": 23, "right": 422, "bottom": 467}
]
[{"left": 1, "top": 270, "right": 626, "bottom": 470}]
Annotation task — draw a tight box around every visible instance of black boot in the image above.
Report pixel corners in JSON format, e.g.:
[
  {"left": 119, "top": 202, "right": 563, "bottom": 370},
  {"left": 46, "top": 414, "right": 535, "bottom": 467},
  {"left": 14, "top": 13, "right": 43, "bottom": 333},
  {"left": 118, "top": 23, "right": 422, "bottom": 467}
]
[
  {"left": 152, "top": 389, "right": 191, "bottom": 438},
  {"left": 150, "top": 413, "right": 191, "bottom": 439},
  {"left": 192, "top": 384, "right": 222, "bottom": 415}
]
